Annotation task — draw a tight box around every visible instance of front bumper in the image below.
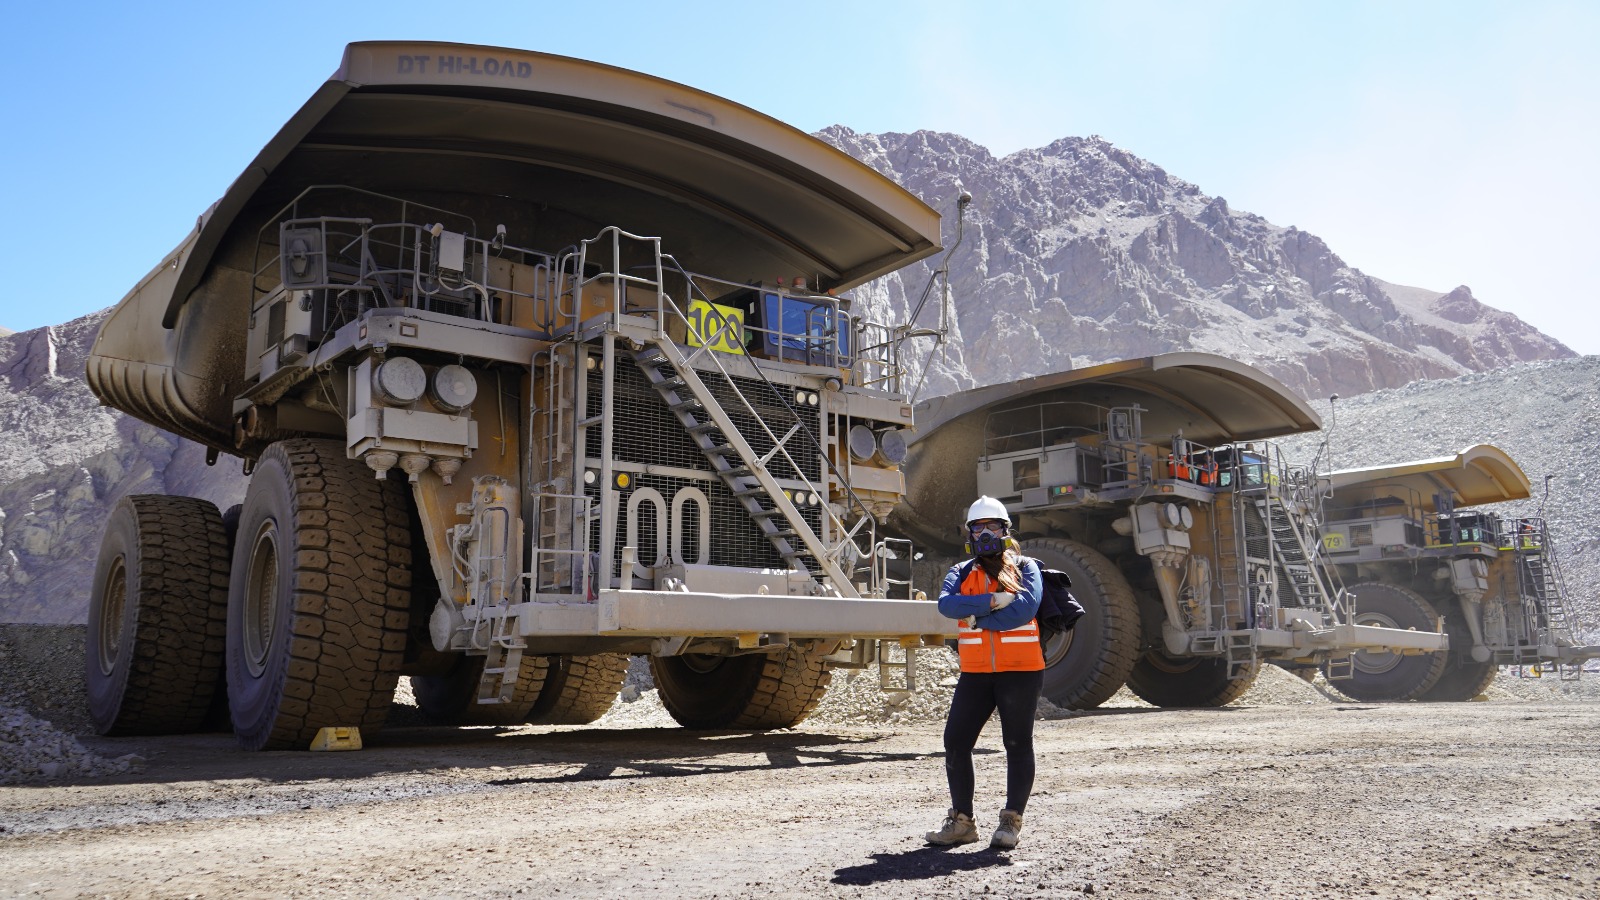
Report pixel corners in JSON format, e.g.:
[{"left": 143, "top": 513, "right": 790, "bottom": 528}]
[{"left": 509, "top": 589, "right": 957, "bottom": 640}]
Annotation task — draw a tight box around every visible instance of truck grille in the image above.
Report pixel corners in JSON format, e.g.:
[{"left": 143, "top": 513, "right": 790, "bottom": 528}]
[
  {"left": 586, "top": 359, "right": 821, "bottom": 483},
  {"left": 586, "top": 472, "right": 823, "bottom": 575},
  {"left": 584, "top": 356, "right": 825, "bottom": 575}
]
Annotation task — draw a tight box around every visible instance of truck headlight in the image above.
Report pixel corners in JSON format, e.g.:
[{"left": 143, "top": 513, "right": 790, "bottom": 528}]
[
  {"left": 847, "top": 424, "right": 877, "bottom": 462},
  {"left": 375, "top": 356, "right": 427, "bottom": 405},
  {"left": 876, "top": 428, "right": 908, "bottom": 466},
  {"left": 430, "top": 364, "right": 478, "bottom": 413}
]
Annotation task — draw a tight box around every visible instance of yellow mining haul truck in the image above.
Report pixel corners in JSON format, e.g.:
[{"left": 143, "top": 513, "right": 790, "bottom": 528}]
[
  {"left": 83, "top": 42, "right": 961, "bottom": 750},
  {"left": 889, "top": 356, "right": 1449, "bottom": 709},
  {"left": 1319, "top": 445, "right": 1600, "bottom": 701}
]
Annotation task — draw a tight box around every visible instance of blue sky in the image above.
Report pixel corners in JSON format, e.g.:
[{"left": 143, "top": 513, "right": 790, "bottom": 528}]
[{"left": 3, "top": 0, "right": 1595, "bottom": 354}]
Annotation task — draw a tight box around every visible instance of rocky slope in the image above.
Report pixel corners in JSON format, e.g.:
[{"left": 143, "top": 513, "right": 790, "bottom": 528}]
[
  {"left": 823, "top": 129, "right": 1571, "bottom": 400},
  {"left": 0, "top": 316, "right": 243, "bottom": 624}
]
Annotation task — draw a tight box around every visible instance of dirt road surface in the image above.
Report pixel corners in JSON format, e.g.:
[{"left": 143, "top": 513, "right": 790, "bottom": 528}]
[{"left": 3, "top": 702, "right": 1598, "bottom": 899}]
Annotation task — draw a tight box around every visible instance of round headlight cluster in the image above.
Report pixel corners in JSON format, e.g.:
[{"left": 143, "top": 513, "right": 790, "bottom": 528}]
[
  {"left": 846, "top": 424, "right": 909, "bottom": 466},
  {"left": 783, "top": 489, "right": 822, "bottom": 508},
  {"left": 1160, "top": 503, "right": 1195, "bottom": 530},
  {"left": 374, "top": 356, "right": 479, "bottom": 414},
  {"left": 793, "top": 390, "right": 820, "bottom": 407}
]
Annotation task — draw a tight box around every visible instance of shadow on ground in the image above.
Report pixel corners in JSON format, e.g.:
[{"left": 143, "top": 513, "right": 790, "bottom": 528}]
[{"left": 831, "top": 845, "right": 1015, "bottom": 885}]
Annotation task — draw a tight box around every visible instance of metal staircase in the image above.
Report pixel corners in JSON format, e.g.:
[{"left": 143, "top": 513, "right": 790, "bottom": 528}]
[
  {"left": 1252, "top": 496, "right": 1328, "bottom": 611},
  {"left": 632, "top": 339, "right": 855, "bottom": 596},
  {"left": 1197, "top": 445, "right": 1347, "bottom": 680},
  {"left": 1515, "top": 519, "right": 1575, "bottom": 657}
]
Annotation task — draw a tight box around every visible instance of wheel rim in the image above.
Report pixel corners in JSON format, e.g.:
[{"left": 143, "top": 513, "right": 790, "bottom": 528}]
[
  {"left": 243, "top": 521, "right": 280, "bottom": 678},
  {"left": 679, "top": 653, "right": 725, "bottom": 675},
  {"left": 1351, "top": 611, "right": 1402, "bottom": 675},
  {"left": 1143, "top": 648, "right": 1204, "bottom": 676},
  {"left": 1041, "top": 628, "right": 1075, "bottom": 668},
  {"left": 98, "top": 555, "right": 127, "bottom": 676}
]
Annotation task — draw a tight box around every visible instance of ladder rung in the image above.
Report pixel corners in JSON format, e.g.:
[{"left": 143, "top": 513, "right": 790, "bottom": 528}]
[
  {"left": 733, "top": 486, "right": 767, "bottom": 498},
  {"left": 687, "top": 421, "right": 721, "bottom": 434},
  {"left": 668, "top": 398, "right": 703, "bottom": 412},
  {"left": 705, "top": 445, "right": 742, "bottom": 456}
]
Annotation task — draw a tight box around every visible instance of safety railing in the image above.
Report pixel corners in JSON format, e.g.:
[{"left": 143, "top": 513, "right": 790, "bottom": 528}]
[
  {"left": 251, "top": 186, "right": 558, "bottom": 334},
  {"left": 526, "top": 490, "right": 595, "bottom": 601},
  {"left": 558, "top": 225, "right": 900, "bottom": 594}
]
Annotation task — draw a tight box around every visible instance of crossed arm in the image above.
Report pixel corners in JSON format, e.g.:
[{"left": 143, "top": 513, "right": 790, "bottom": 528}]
[{"left": 936, "top": 559, "right": 1042, "bottom": 630}]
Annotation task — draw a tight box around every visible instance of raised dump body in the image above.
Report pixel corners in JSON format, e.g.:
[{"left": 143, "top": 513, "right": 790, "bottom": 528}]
[
  {"left": 84, "top": 42, "right": 960, "bottom": 750},
  {"left": 1321, "top": 445, "right": 1600, "bottom": 700},
  {"left": 891, "top": 355, "right": 1448, "bottom": 709}
]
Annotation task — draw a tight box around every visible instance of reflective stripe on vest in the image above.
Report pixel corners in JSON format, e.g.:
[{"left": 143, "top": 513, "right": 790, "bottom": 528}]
[{"left": 955, "top": 563, "right": 1046, "bottom": 673}]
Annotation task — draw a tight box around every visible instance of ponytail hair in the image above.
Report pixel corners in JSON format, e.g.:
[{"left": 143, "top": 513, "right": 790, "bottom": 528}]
[{"left": 977, "top": 546, "right": 1023, "bottom": 594}]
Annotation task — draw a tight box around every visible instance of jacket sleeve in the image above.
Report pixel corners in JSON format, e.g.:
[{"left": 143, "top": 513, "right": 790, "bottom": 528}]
[
  {"left": 971, "top": 558, "right": 1043, "bottom": 631},
  {"left": 936, "top": 561, "right": 994, "bottom": 619}
]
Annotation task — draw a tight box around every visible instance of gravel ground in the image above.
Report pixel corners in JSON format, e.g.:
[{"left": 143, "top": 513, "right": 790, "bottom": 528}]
[{"left": 5, "top": 624, "right": 1597, "bottom": 786}]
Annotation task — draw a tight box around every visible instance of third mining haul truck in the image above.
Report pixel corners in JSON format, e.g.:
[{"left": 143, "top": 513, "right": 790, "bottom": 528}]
[
  {"left": 889, "top": 357, "right": 1450, "bottom": 709},
  {"left": 1319, "top": 445, "right": 1600, "bottom": 701},
  {"left": 83, "top": 41, "right": 960, "bottom": 750}
]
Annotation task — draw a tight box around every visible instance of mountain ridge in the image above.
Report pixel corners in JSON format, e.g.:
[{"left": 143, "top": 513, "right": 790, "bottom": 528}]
[{"left": 820, "top": 128, "right": 1571, "bottom": 401}]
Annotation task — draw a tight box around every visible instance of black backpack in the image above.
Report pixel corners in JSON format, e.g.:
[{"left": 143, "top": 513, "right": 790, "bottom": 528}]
[{"left": 957, "top": 556, "right": 1086, "bottom": 641}]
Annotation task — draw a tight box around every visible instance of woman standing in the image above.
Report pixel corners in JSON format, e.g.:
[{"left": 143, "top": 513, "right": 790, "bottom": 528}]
[{"left": 925, "top": 496, "right": 1045, "bottom": 850}]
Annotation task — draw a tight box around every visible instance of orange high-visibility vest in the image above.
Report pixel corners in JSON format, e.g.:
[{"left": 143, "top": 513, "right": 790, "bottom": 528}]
[{"left": 955, "top": 565, "right": 1046, "bottom": 673}]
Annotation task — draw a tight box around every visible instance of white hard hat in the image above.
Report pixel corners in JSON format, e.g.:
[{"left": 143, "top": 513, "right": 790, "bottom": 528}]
[{"left": 965, "top": 495, "right": 1010, "bottom": 526}]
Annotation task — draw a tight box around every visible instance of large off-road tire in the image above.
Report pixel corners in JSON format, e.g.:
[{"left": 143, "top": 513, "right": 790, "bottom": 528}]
[
  {"left": 651, "top": 645, "right": 832, "bottom": 730},
  {"left": 1333, "top": 582, "right": 1447, "bottom": 702},
  {"left": 412, "top": 653, "right": 553, "bottom": 726},
  {"left": 527, "top": 653, "right": 631, "bottom": 725},
  {"left": 1125, "top": 649, "right": 1258, "bottom": 707},
  {"left": 1020, "top": 538, "right": 1140, "bottom": 710},
  {"left": 226, "top": 440, "right": 412, "bottom": 751},
  {"left": 198, "top": 503, "right": 246, "bottom": 734},
  {"left": 1419, "top": 601, "right": 1498, "bottom": 702},
  {"left": 86, "top": 495, "right": 230, "bottom": 736}
]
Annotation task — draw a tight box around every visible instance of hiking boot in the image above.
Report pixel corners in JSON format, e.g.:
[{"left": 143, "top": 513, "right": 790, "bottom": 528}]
[
  {"left": 924, "top": 809, "right": 979, "bottom": 845},
  {"left": 991, "top": 809, "right": 1023, "bottom": 849}
]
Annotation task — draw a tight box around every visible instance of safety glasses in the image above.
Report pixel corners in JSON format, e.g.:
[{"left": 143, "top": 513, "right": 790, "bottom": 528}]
[{"left": 967, "top": 519, "right": 1009, "bottom": 542}]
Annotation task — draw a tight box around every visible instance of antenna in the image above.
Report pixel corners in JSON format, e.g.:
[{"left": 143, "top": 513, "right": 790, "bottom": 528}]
[
  {"left": 1317, "top": 394, "right": 1339, "bottom": 474},
  {"left": 905, "top": 186, "right": 974, "bottom": 402}
]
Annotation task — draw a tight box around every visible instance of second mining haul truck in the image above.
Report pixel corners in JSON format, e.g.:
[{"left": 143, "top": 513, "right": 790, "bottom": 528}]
[
  {"left": 889, "top": 356, "right": 1450, "bottom": 709},
  {"left": 1318, "top": 445, "right": 1600, "bottom": 701},
  {"left": 83, "top": 42, "right": 959, "bottom": 750}
]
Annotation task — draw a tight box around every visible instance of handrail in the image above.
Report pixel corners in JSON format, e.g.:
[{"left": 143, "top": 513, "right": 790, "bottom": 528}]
[{"left": 561, "top": 226, "right": 897, "bottom": 591}]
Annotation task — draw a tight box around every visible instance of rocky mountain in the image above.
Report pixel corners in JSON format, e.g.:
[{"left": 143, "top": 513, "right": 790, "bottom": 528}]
[
  {"left": 824, "top": 129, "right": 1572, "bottom": 401},
  {"left": 0, "top": 316, "right": 243, "bottom": 624},
  {"left": 0, "top": 130, "right": 1582, "bottom": 625}
]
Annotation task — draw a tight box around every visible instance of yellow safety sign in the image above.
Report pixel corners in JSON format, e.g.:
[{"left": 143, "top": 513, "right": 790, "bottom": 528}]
[{"left": 687, "top": 299, "right": 746, "bottom": 355}]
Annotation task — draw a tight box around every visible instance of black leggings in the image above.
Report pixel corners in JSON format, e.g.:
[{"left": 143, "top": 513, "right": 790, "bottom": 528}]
[{"left": 943, "top": 668, "right": 1044, "bottom": 816}]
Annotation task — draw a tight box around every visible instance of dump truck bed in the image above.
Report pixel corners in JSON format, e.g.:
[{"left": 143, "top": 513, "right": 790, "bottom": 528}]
[
  {"left": 1325, "top": 444, "right": 1532, "bottom": 512},
  {"left": 892, "top": 352, "right": 1322, "bottom": 553},
  {"left": 87, "top": 41, "right": 943, "bottom": 453}
]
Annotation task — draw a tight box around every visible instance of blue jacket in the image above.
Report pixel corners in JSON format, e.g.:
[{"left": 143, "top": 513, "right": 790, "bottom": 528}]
[{"left": 937, "top": 556, "right": 1042, "bottom": 631}]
